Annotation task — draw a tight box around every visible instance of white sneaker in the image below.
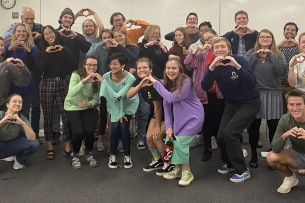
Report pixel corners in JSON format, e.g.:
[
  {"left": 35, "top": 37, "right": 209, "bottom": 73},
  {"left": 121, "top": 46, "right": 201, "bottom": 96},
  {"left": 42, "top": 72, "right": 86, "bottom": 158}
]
[
  {"left": 97, "top": 141, "right": 105, "bottom": 152},
  {"left": 211, "top": 136, "right": 218, "bottom": 150},
  {"left": 124, "top": 156, "right": 133, "bottom": 169},
  {"left": 242, "top": 149, "right": 248, "bottom": 157},
  {"left": 13, "top": 158, "right": 25, "bottom": 170},
  {"left": 136, "top": 141, "right": 145, "bottom": 150},
  {"left": 277, "top": 174, "right": 299, "bottom": 194},
  {"left": 189, "top": 134, "right": 203, "bottom": 148},
  {"left": 117, "top": 140, "right": 124, "bottom": 153},
  {"left": 108, "top": 155, "right": 118, "bottom": 169},
  {"left": 1, "top": 156, "right": 15, "bottom": 162},
  {"left": 79, "top": 145, "right": 85, "bottom": 156}
]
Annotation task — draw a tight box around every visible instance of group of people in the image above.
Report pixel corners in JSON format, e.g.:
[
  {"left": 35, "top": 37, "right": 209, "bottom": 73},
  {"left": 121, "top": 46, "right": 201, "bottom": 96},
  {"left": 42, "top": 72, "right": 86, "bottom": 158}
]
[{"left": 0, "top": 7, "right": 304, "bottom": 192}]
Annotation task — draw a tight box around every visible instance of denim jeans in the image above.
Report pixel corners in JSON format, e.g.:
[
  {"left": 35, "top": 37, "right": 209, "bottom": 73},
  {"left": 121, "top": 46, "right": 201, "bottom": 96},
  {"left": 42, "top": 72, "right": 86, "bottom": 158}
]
[
  {"left": 0, "top": 135, "right": 40, "bottom": 165},
  {"left": 136, "top": 93, "right": 150, "bottom": 142},
  {"left": 109, "top": 114, "right": 132, "bottom": 156}
]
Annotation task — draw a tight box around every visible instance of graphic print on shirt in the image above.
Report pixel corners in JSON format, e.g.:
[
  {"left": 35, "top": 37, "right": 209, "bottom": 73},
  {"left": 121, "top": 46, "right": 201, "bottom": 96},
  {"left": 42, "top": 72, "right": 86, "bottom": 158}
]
[
  {"left": 231, "top": 71, "right": 239, "bottom": 80},
  {"left": 147, "top": 91, "right": 152, "bottom": 99}
]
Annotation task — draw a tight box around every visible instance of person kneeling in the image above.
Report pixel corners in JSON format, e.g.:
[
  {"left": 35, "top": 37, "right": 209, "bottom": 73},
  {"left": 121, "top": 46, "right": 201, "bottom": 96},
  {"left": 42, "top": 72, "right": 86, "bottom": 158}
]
[
  {"left": 267, "top": 89, "right": 305, "bottom": 194},
  {"left": 0, "top": 94, "right": 39, "bottom": 169}
]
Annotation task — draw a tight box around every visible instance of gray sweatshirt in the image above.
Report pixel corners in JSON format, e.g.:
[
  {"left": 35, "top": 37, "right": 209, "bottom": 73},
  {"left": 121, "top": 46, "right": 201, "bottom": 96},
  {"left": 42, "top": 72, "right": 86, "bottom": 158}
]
[{"left": 245, "top": 49, "right": 286, "bottom": 90}]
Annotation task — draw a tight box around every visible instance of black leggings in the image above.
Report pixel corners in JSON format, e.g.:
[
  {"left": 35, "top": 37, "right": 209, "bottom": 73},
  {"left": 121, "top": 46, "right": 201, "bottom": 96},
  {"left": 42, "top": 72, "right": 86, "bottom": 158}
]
[
  {"left": 247, "top": 118, "right": 279, "bottom": 158},
  {"left": 66, "top": 108, "right": 95, "bottom": 153}
]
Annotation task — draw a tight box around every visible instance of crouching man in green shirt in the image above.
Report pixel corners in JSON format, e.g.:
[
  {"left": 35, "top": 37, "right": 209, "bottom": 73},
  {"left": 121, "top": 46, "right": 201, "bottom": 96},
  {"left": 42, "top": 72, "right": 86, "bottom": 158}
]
[{"left": 267, "top": 89, "right": 305, "bottom": 194}]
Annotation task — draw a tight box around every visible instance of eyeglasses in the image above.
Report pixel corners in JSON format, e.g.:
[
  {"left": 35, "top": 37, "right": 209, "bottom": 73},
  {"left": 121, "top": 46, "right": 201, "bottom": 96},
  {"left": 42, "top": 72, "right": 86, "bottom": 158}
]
[
  {"left": 113, "top": 19, "right": 123, "bottom": 23},
  {"left": 187, "top": 18, "right": 197, "bottom": 21},
  {"left": 86, "top": 64, "right": 98, "bottom": 68},
  {"left": 259, "top": 36, "right": 272, "bottom": 39},
  {"left": 150, "top": 32, "right": 160, "bottom": 36},
  {"left": 203, "top": 35, "right": 215, "bottom": 42}
]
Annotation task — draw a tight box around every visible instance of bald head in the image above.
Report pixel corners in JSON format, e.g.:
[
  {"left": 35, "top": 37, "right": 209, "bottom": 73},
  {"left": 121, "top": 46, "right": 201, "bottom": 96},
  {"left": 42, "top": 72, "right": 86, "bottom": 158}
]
[{"left": 21, "top": 7, "right": 35, "bottom": 28}]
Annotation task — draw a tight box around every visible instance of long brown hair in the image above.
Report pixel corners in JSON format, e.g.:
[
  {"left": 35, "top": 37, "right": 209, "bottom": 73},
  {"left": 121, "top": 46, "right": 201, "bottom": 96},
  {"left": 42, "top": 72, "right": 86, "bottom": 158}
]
[
  {"left": 163, "top": 58, "right": 193, "bottom": 97},
  {"left": 253, "top": 29, "right": 280, "bottom": 55},
  {"left": 173, "top": 27, "right": 191, "bottom": 49},
  {"left": 75, "top": 56, "right": 99, "bottom": 93}
]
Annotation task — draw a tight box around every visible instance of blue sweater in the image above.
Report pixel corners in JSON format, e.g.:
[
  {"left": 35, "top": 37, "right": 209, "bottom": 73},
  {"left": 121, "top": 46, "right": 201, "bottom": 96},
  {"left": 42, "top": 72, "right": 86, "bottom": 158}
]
[
  {"left": 222, "top": 30, "right": 258, "bottom": 55},
  {"left": 201, "top": 55, "right": 260, "bottom": 105}
]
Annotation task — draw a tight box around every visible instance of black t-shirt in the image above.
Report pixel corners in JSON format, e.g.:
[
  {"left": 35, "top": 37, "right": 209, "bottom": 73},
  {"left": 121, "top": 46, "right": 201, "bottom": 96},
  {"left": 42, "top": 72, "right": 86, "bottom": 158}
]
[{"left": 132, "top": 77, "right": 163, "bottom": 117}]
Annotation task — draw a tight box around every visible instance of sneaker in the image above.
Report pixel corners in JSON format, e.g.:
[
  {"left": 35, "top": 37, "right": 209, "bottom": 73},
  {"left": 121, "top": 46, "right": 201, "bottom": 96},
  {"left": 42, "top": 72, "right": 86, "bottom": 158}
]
[
  {"left": 230, "top": 169, "right": 251, "bottom": 183},
  {"left": 189, "top": 134, "right": 203, "bottom": 148},
  {"left": 97, "top": 141, "right": 105, "bottom": 152},
  {"left": 242, "top": 149, "right": 248, "bottom": 157},
  {"left": 1, "top": 156, "right": 15, "bottom": 162},
  {"left": 124, "top": 156, "right": 133, "bottom": 169},
  {"left": 137, "top": 141, "right": 145, "bottom": 150},
  {"left": 156, "top": 163, "right": 175, "bottom": 176},
  {"left": 71, "top": 157, "right": 82, "bottom": 169},
  {"left": 143, "top": 159, "right": 163, "bottom": 172},
  {"left": 108, "top": 155, "right": 118, "bottom": 169},
  {"left": 211, "top": 136, "right": 218, "bottom": 150},
  {"left": 79, "top": 145, "right": 85, "bottom": 156},
  {"left": 218, "top": 165, "right": 235, "bottom": 174},
  {"left": 179, "top": 169, "right": 194, "bottom": 186},
  {"left": 86, "top": 155, "right": 98, "bottom": 167},
  {"left": 13, "top": 158, "right": 25, "bottom": 170},
  {"left": 277, "top": 174, "right": 299, "bottom": 194},
  {"left": 163, "top": 167, "right": 182, "bottom": 180},
  {"left": 117, "top": 140, "right": 124, "bottom": 153}
]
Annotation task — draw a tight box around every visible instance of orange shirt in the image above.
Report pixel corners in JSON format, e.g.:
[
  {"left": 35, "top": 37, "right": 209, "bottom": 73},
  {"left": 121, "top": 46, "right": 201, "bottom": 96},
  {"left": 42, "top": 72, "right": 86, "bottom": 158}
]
[{"left": 124, "top": 20, "right": 150, "bottom": 44}]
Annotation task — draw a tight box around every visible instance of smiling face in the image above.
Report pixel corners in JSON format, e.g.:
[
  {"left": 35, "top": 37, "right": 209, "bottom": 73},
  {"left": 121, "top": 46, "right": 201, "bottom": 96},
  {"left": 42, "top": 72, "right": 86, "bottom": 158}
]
[
  {"left": 61, "top": 14, "right": 73, "bottom": 28},
  {"left": 109, "top": 59, "right": 125, "bottom": 74},
  {"left": 287, "top": 96, "right": 305, "bottom": 122},
  {"left": 0, "top": 39, "right": 4, "bottom": 55},
  {"left": 186, "top": 14, "right": 198, "bottom": 26},
  {"left": 235, "top": 14, "right": 248, "bottom": 26},
  {"left": 21, "top": 9, "right": 35, "bottom": 28},
  {"left": 165, "top": 60, "right": 181, "bottom": 81},
  {"left": 148, "top": 28, "right": 160, "bottom": 42},
  {"left": 113, "top": 31, "right": 126, "bottom": 46},
  {"left": 258, "top": 32, "right": 273, "bottom": 48},
  {"left": 43, "top": 27, "right": 56, "bottom": 45},
  {"left": 284, "top": 24, "right": 297, "bottom": 39},
  {"left": 203, "top": 32, "right": 217, "bottom": 45},
  {"left": 112, "top": 15, "right": 124, "bottom": 28},
  {"left": 213, "top": 40, "right": 231, "bottom": 57},
  {"left": 84, "top": 58, "right": 98, "bottom": 75},
  {"left": 175, "top": 30, "right": 184, "bottom": 45},
  {"left": 14, "top": 25, "right": 27, "bottom": 42},
  {"left": 299, "top": 35, "right": 305, "bottom": 53},
  {"left": 137, "top": 62, "right": 152, "bottom": 79},
  {"left": 6, "top": 95, "right": 23, "bottom": 113},
  {"left": 101, "top": 32, "right": 112, "bottom": 42},
  {"left": 83, "top": 20, "right": 95, "bottom": 36}
]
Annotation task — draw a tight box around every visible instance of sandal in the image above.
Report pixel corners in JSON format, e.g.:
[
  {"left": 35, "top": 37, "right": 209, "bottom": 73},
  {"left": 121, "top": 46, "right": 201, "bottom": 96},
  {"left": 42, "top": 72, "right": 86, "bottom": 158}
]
[
  {"left": 63, "top": 150, "right": 73, "bottom": 157},
  {"left": 46, "top": 150, "right": 55, "bottom": 160},
  {"left": 298, "top": 169, "right": 305, "bottom": 176}
]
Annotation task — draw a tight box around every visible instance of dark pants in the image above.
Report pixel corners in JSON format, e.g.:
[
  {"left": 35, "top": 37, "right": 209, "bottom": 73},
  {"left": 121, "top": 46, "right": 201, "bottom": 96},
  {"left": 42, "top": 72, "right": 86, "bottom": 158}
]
[
  {"left": 109, "top": 114, "right": 132, "bottom": 156},
  {"left": 19, "top": 93, "right": 33, "bottom": 120},
  {"left": 217, "top": 97, "right": 261, "bottom": 175},
  {"left": 66, "top": 108, "right": 95, "bottom": 153},
  {"left": 136, "top": 93, "right": 150, "bottom": 142},
  {"left": 0, "top": 103, "right": 6, "bottom": 111},
  {"left": 98, "top": 97, "right": 108, "bottom": 135},
  {"left": 248, "top": 118, "right": 279, "bottom": 157},
  {"left": 0, "top": 135, "right": 39, "bottom": 165},
  {"left": 31, "top": 75, "right": 41, "bottom": 134},
  {"left": 202, "top": 93, "right": 225, "bottom": 149}
]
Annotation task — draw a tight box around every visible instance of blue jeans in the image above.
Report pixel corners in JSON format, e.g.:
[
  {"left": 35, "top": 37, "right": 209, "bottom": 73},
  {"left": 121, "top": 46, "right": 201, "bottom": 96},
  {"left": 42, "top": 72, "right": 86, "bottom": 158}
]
[
  {"left": 0, "top": 135, "right": 39, "bottom": 165},
  {"left": 109, "top": 114, "right": 132, "bottom": 156},
  {"left": 136, "top": 93, "right": 150, "bottom": 142}
]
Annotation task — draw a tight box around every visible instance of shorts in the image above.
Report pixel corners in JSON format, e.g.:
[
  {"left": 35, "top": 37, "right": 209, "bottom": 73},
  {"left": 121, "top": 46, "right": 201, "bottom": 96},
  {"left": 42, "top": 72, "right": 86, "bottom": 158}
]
[
  {"left": 166, "top": 135, "right": 195, "bottom": 165},
  {"left": 287, "top": 145, "right": 305, "bottom": 169}
]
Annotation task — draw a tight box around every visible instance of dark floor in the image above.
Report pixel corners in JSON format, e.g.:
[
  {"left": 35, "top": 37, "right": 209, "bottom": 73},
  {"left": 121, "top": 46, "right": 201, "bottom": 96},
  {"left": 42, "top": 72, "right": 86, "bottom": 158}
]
[{"left": 0, "top": 130, "right": 304, "bottom": 203}]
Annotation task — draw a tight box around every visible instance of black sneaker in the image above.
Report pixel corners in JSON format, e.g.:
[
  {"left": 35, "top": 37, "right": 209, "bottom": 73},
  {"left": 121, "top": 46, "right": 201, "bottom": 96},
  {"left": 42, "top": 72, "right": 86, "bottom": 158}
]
[
  {"left": 201, "top": 149, "right": 212, "bottom": 162},
  {"left": 143, "top": 159, "right": 163, "bottom": 172},
  {"left": 156, "top": 163, "right": 175, "bottom": 176}
]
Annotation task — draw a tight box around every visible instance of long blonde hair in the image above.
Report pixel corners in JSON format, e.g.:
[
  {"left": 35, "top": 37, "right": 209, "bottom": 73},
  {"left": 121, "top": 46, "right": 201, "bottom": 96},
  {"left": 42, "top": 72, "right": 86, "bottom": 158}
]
[
  {"left": 82, "top": 19, "right": 98, "bottom": 38},
  {"left": 253, "top": 29, "right": 279, "bottom": 55},
  {"left": 11, "top": 23, "right": 34, "bottom": 48}
]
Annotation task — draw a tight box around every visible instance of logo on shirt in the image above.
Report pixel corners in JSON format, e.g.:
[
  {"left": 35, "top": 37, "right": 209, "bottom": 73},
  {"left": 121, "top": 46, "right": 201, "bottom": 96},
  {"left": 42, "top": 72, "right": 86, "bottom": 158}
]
[
  {"left": 148, "top": 91, "right": 152, "bottom": 99},
  {"left": 156, "top": 50, "right": 161, "bottom": 55},
  {"left": 231, "top": 71, "right": 239, "bottom": 80}
]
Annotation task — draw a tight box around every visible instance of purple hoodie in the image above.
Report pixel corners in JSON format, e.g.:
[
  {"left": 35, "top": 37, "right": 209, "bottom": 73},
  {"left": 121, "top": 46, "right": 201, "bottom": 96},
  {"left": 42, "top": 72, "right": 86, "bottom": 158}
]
[{"left": 153, "top": 79, "right": 204, "bottom": 136}]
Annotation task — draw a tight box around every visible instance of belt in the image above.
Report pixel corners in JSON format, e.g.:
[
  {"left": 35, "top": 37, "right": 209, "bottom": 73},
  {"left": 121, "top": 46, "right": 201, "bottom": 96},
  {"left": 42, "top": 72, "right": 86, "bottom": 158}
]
[{"left": 43, "top": 77, "right": 63, "bottom": 81}]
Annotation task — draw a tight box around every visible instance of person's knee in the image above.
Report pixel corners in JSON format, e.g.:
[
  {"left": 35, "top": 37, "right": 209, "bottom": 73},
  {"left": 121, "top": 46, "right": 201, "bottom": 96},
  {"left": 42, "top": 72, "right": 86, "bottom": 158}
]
[
  {"left": 29, "top": 139, "right": 40, "bottom": 151},
  {"left": 267, "top": 151, "right": 280, "bottom": 165}
]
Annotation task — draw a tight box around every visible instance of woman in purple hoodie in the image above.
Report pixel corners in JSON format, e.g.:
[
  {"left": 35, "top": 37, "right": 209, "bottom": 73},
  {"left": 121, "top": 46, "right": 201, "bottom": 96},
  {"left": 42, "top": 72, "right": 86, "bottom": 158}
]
[{"left": 147, "top": 58, "right": 204, "bottom": 187}]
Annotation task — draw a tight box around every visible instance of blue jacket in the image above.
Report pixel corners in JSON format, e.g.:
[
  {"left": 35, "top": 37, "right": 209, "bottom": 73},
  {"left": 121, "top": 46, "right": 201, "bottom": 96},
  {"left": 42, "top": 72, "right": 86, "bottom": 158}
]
[
  {"left": 201, "top": 55, "right": 260, "bottom": 105},
  {"left": 222, "top": 30, "right": 258, "bottom": 55}
]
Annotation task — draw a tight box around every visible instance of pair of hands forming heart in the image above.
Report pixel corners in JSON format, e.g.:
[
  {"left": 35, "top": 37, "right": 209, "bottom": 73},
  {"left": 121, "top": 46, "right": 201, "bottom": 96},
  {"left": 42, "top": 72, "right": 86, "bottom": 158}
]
[
  {"left": 58, "top": 28, "right": 77, "bottom": 38},
  {"left": 105, "top": 39, "right": 118, "bottom": 48},
  {"left": 193, "top": 44, "right": 211, "bottom": 54},
  {"left": 282, "top": 127, "right": 305, "bottom": 140},
  {"left": 6, "top": 57, "right": 25, "bottom": 68},
  {"left": 138, "top": 75, "right": 156, "bottom": 88},
  {"left": 290, "top": 53, "right": 305, "bottom": 66},
  {"left": 8, "top": 40, "right": 31, "bottom": 52},
  {"left": 278, "top": 38, "right": 298, "bottom": 48},
  {"left": 257, "top": 49, "right": 270, "bottom": 58},
  {"left": 75, "top": 8, "right": 96, "bottom": 18},
  {"left": 0, "top": 113, "right": 24, "bottom": 125},
  {"left": 209, "top": 55, "right": 241, "bottom": 71},
  {"left": 46, "top": 45, "right": 63, "bottom": 53},
  {"left": 234, "top": 25, "right": 254, "bottom": 36},
  {"left": 124, "top": 19, "right": 136, "bottom": 29}
]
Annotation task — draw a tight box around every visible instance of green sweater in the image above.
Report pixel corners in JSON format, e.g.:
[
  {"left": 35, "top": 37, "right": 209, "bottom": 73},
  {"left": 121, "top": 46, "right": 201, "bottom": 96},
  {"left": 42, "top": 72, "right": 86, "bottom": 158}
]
[
  {"left": 0, "top": 111, "right": 31, "bottom": 141},
  {"left": 272, "top": 113, "right": 305, "bottom": 154},
  {"left": 64, "top": 73, "right": 99, "bottom": 111},
  {"left": 99, "top": 72, "right": 139, "bottom": 122}
]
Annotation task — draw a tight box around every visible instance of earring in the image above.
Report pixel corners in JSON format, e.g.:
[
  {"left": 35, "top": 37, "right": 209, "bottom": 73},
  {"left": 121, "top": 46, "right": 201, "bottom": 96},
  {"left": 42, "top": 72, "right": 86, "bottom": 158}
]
[{"left": 122, "top": 68, "right": 124, "bottom": 71}]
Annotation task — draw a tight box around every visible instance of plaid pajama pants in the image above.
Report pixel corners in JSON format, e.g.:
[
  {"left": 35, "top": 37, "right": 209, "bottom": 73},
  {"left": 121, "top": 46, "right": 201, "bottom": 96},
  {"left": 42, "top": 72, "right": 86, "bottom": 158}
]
[{"left": 40, "top": 78, "right": 70, "bottom": 141}]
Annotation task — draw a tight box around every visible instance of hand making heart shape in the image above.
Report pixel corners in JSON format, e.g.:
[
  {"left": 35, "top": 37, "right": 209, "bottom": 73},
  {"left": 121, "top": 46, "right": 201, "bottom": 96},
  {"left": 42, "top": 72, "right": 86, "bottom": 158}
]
[
  {"left": 257, "top": 49, "right": 270, "bottom": 58},
  {"left": 290, "top": 53, "right": 305, "bottom": 66},
  {"left": 234, "top": 25, "right": 254, "bottom": 36},
  {"left": 58, "top": 28, "right": 76, "bottom": 38}
]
